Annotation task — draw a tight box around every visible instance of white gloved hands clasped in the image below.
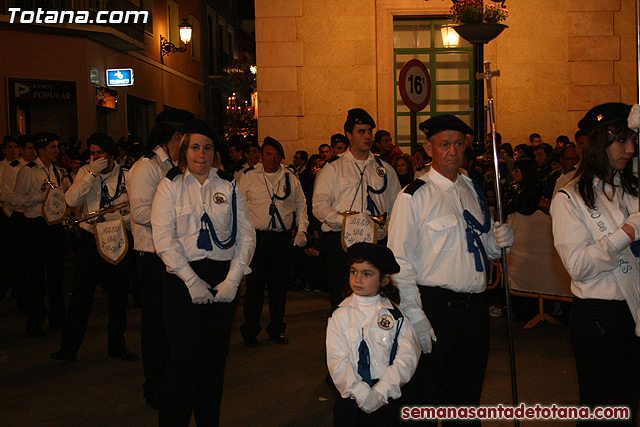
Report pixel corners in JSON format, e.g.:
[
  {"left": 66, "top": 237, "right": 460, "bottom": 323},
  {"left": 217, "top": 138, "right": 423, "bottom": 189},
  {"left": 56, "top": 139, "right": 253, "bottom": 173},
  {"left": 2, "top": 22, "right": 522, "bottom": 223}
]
[
  {"left": 625, "top": 212, "right": 640, "bottom": 241},
  {"left": 628, "top": 104, "right": 640, "bottom": 130},
  {"left": 185, "top": 275, "right": 214, "bottom": 304},
  {"left": 293, "top": 231, "right": 307, "bottom": 247},
  {"left": 413, "top": 317, "right": 437, "bottom": 354},
  {"left": 87, "top": 157, "right": 109, "bottom": 175},
  {"left": 494, "top": 222, "right": 515, "bottom": 248},
  {"left": 359, "top": 390, "right": 386, "bottom": 414},
  {"left": 213, "top": 279, "right": 238, "bottom": 303}
]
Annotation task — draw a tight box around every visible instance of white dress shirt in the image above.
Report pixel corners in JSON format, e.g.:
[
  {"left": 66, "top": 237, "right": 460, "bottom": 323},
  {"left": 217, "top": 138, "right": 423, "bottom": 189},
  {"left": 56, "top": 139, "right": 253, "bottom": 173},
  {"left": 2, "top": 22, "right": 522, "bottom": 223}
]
[
  {"left": 12, "top": 157, "right": 65, "bottom": 219},
  {"left": 65, "top": 164, "right": 129, "bottom": 232},
  {"left": 237, "top": 163, "right": 308, "bottom": 233},
  {"left": 312, "top": 150, "right": 401, "bottom": 238},
  {"left": 151, "top": 168, "right": 256, "bottom": 286},
  {"left": 128, "top": 146, "right": 175, "bottom": 252},
  {"left": 551, "top": 178, "right": 635, "bottom": 301},
  {"left": 326, "top": 294, "right": 420, "bottom": 406},
  {"left": 387, "top": 168, "right": 502, "bottom": 325},
  {"left": 1, "top": 158, "right": 26, "bottom": 216}
]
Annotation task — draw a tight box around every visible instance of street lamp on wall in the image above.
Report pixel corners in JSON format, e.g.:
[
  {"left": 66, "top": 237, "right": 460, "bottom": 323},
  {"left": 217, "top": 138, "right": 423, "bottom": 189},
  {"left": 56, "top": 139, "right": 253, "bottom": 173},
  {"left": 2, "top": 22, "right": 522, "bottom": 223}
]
[
  {"left": 160, "top": 18, "right": 193, "bottom": 63},
  {"left": 440, "top": 24, "right": 460, "bottom": 48}
]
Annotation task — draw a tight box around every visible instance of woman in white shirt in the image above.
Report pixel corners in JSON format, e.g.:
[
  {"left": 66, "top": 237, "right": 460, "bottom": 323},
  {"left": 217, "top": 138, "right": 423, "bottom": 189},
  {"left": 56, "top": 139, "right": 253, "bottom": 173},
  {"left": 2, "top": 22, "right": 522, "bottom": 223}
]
[
  {"left": 551, "top": 103, "right": 640, "bottom": 426},
  {"left": 151, "top": 119, "right": 256, "bottom": 427}
]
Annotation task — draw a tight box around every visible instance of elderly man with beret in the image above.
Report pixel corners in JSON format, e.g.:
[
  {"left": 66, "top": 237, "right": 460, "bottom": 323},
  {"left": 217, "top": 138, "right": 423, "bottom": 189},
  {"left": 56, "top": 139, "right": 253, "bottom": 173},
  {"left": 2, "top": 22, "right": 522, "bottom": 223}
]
[{"left": 387, "top": 114, "right": 514, "bottom": 426}]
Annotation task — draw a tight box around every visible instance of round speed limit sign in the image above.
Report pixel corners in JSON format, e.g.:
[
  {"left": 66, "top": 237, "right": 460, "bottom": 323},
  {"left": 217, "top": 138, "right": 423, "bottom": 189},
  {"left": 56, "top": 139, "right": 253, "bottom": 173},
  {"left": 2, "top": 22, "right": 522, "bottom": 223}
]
[{"left": 398, "top": 59, "right": 431, "bottom": 112}]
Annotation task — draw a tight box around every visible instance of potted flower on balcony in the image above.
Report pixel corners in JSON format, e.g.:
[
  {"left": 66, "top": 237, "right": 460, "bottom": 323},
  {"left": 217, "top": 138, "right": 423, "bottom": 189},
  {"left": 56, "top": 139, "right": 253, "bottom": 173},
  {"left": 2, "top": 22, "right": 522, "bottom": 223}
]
[{"left": 450, "top": 0, "right": 509, "bottom": 44}]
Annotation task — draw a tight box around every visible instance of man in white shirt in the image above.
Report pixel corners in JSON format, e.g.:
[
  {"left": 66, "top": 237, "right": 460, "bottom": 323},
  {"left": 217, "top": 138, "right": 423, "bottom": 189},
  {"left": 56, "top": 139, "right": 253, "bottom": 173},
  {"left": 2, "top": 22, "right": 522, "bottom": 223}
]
[
  {"left": 51, "top": 133, "right": 137, "bottom": 362},
  {"left": 0, "top": 136, "right": 21, "bottom": 298},
  {"left": 12, "top": 132, "right": 67, "bottom": 336},
  {"left": 313, "top": 108, "right": 401, "bottom": 308},
  {"left": 387, "top": 114, "right": 514, "bottom": 425},
  {"left": 2, "top": 135, "right": 36, "bottom": 312},
  {"left": 237, "top": 137, "right": 308, "bottom": 347},
  {"left": 128, "top": 109, "right": 193, "bottom": 408}
]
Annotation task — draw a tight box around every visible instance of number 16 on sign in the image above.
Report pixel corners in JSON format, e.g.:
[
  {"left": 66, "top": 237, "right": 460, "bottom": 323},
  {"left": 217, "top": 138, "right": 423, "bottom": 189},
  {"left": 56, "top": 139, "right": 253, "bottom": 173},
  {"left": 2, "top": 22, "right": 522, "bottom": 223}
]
[{"left": 398, "top": 59, "right": 431, "bottom": 154}]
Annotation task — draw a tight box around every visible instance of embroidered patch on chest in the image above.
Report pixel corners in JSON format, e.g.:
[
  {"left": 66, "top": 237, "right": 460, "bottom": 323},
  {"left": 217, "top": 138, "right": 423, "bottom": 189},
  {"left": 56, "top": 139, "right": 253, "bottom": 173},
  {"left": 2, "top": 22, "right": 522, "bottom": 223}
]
[
  {"left": 376, "top": 166, "right": 386, "bottom": 177},
  {"left": 213, "top": 193, "right": 227, "bottom": 204},
  {"left": 378, "top": 314, "right": 394, "bottom": 330}
]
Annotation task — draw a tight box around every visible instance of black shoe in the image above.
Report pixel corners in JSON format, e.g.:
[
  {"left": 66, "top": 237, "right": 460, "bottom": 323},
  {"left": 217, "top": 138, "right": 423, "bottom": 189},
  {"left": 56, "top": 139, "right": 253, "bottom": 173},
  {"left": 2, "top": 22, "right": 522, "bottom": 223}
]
[
  {"left": 49, "top": 320, "right": 65, "bottom": 330},
  {"left": 27, "top": 328, "right": 46, "bottom": 337},
  {"left": 50, "top": 350, "right": 77, "bottom": 361},
  {"left": 108, "top": 347, "right": 139, "bottom": 361},
  {"left": 144, "top": 393, "right": 159, "bottom": 411},
  {"left": 270, "top": 333, "right": 289, "bottom": 345},
  {"left": 243, "top": 337, "right": 260, "bottom": 348}
]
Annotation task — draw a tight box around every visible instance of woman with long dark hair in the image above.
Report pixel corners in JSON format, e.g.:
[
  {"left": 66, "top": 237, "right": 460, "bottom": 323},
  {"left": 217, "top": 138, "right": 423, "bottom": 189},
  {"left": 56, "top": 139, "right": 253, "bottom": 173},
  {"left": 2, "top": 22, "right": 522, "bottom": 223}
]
[
  {"left": 551, "top": 103, "right": 640, "bottom": 426},
  {"left": 504, "top": 158, "right": 541, "bottom": 219},
  {"left": 151, "top": 119, "right": 256, "bottom": 426}
]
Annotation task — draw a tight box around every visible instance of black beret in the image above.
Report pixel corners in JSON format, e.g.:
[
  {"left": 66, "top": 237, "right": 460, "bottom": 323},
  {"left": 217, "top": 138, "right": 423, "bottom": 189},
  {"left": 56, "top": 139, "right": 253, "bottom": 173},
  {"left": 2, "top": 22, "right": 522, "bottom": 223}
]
[
  {"left": 183, "top": 119, "right": 220, "bottom": 149},
  {"left": 419, "top": 115, "right": 473, "bottom": 139},
  {"left": 33, "top": 132, "right": 60, "bottom": 145},
  {"left": 87, "top": 133, "right": 118, "bottom": 156},
  {"left": 578, "top": 102, "right": 631, "bottom": 135},
  {"left": 347, "top": 242, "right": 400, "bottom": 276},
  {"left": 262, "top": 136, "right": 285, "bottom": 159},
  {"left": 344, "top": 108, "right": 376, "bottom": 132},
  {"left": 155, "top": 109, "right": 195, "bottom": 125},
  {"left": 331, "top": 133, "right": 348, "bottom": 145}
]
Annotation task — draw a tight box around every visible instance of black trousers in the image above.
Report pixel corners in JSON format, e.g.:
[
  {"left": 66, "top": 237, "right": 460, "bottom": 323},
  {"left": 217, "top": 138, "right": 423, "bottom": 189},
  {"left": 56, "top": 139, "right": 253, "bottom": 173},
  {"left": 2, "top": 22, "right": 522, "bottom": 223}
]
[
  {"left": 159, "top": 259, "right": 237, "bottom": 427},
  {"left": 23, "top": 217, "right": 66, "bottom": 332},
  {"left": 241, "top": 230, "right": 291, "bottom": 339},
  {"left": 6, "top": 212, "right": 27, "bottom": 310},
  {"left": 321, "top": 231, "right": 349, "bottom": 308},
  {"left": 137, "top": 251, "right": 169, "bottom": 401},
  {"left": 571, "top": 298, "right": 640, "bottom": 426},
  {"left": 410, "top": 286, "right": 489, "bottom": 427},
  {"left": 60, "top": 230, "right": 129, "bottom": 355}
]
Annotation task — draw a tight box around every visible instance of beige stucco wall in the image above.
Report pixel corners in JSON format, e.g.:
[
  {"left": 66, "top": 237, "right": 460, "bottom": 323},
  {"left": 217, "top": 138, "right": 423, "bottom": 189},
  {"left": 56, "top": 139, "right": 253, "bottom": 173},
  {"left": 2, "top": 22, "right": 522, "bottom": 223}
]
[{"left": 255, "top": 0, "right": 638, "bottom": 155}]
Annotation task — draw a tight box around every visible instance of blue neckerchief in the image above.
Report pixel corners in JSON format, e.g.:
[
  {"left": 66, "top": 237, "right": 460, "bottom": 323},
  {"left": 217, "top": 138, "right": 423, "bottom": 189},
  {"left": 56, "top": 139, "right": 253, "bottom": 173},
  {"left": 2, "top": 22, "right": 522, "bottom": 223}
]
[
  {"left": 350, "top": 156, "right": 388, "bottom": 216},
  {"left": 268, "top": 172, "right": 291, "bottom": 231},
  {"left": 197, "top": 182, "right": 238, "bottom": 251},
  {"left": 388, "top": 317, "right": 403, "bottom": 365},
  {"left": 357, "top": 328, "right": 372, "bottom": 386},
  {"left": 100, "top": 167, "right": 124, "bottom": 208},
  {"left": 462, "top": 179, "right": 492, "bottom": 283}
]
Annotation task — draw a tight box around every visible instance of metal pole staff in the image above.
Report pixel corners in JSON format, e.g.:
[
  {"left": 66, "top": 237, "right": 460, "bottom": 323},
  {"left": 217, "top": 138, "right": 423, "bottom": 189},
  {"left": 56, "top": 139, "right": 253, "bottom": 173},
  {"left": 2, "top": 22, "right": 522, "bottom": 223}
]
[{"left": 477, "top": 61, "right": 519, "bottom": 427}]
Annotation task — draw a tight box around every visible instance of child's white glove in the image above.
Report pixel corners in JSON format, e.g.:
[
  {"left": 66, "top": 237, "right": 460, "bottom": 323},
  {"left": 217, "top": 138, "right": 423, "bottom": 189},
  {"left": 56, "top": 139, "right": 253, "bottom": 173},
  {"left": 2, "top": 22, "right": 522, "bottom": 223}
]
[{"left": 359, "top": 390, "right": 386, "bottom": 414}]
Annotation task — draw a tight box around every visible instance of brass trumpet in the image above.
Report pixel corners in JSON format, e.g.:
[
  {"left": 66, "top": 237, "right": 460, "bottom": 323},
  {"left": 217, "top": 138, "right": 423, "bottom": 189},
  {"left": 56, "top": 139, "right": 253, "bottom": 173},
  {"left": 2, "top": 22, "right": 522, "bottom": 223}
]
[
  {"left": 338, "top": 211, "right": 387, "bottom": 227},
  {"left": 65, "top": 202, "right": 129, "bottom": 229}
]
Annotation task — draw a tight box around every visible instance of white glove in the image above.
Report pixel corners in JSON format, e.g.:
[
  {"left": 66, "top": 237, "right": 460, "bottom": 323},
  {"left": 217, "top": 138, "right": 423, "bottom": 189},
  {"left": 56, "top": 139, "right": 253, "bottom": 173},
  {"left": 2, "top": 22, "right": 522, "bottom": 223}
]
[
  {"left": 213, "top": 279, "right": 238, "bottom": 303},
  {"left": 625, "top": 212, "right": 640, "bottom": 241},
  {"left": 87, "top": 157, "right": 109, "bottom": 175},
  {"left": 494, "top": 221, "right": 514, "bottom": 248},
  {"left": 628, "top": 104, "right": 640, "bottom": 130},
  {"left": 413, "top": 317, "right": 437, "bottom": 354},
  {"left": 293, "top": 231, "right": 307, "bottom": 247},
  {"left": 359, "top": 390, "right": 386, "bottom": 414},
  {"left": 185, "top": 275, "right": 214, "bottom": 304}
]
